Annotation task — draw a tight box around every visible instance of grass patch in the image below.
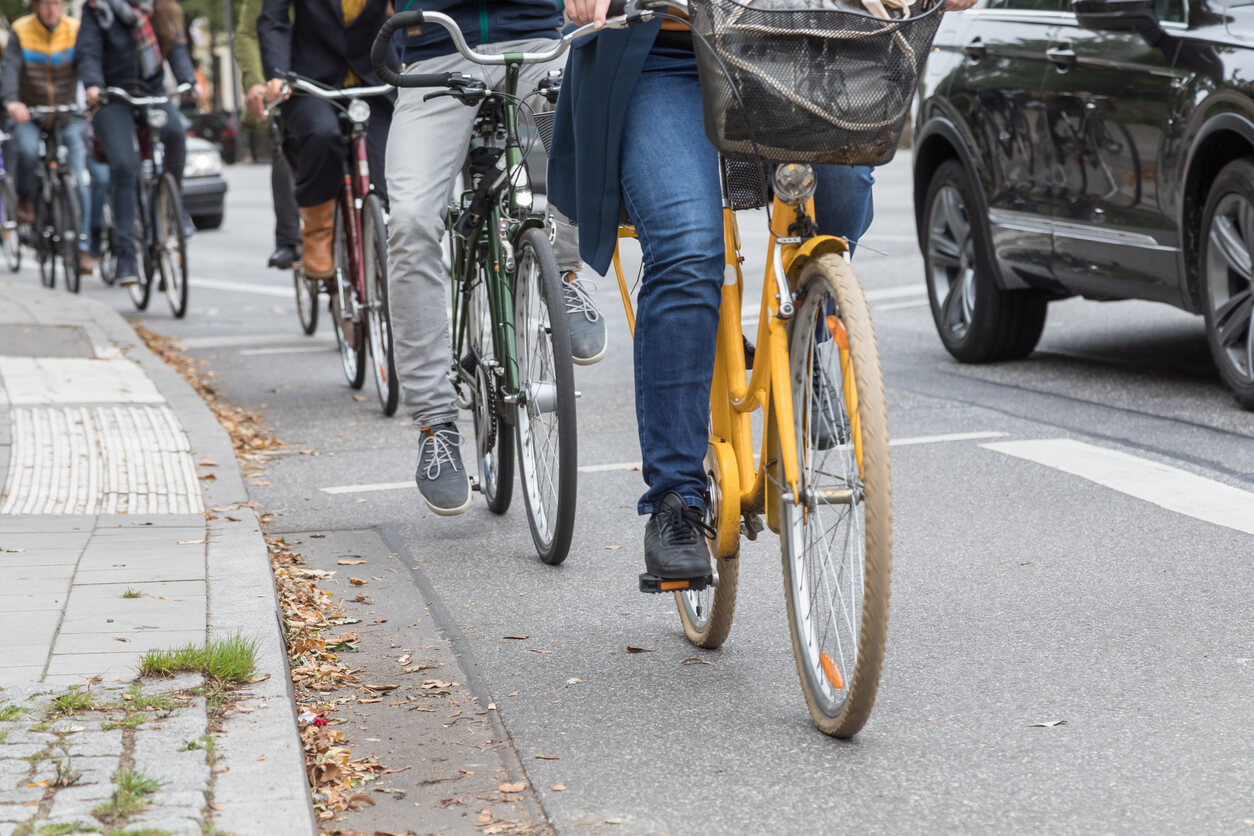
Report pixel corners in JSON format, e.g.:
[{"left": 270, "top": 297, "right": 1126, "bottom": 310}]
[
  {"left": 52, "top": 688, "right": 94, "bottom": 715},
  {"left": 29, "top": 718, "right": 53, "bottom": 733},
  {"left": 0, "top": 704, "right": 21, "bottom": 722},
  {"left": 32, "top": 823, "right": 100, "bottom": 836},
  {"left": 93, "top": 769, "right": 162, "bottom": 820},
  {"left": 101, "top": 713, "right": 147, "bottom": 731},
  {"left": 53, "top": 758, "right": 82, "bottom": 788},
  {"left": 122, "top": 588, "right": 142, "bottom": 599},
  {"left": 181, "top": 735, "right": 214, "bottom": 755},
  {"left": 124, "top": 686, "right": 175, "bottom": 712},
  {"left": 0, "top": 731, "right": 6, "bottom": 744},
  {"left": 137, "top": 634, "right": 257, "bottom": 683}
]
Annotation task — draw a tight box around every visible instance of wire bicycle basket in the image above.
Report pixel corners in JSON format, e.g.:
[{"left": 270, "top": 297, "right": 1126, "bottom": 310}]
[{"left": 689, "top": 0, "right": 944, "bottom": 166}]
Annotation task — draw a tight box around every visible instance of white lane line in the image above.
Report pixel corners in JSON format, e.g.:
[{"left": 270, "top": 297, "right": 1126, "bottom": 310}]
[
  {"left": 864, "top": 285, "right": 926, "bottom": 301},
  {"left": 579, "top": 461, "right": 642, "bottom": 473},
  {"left": 179, "top": 333, "right": 334, "bottom": 349},
  {"left": 193, "top": 277, "right": 293, "bottom": 299},
  {"left": 892, "top": 431, "right": 1007, "bottom": 446},
  {"left": 984, "top": 439, "right": 1254, "bottom": 536},
  {"left": 875, "top": 299, "right": 931, "bottom": 312},
  {"left": 238, "top": 346, "right": 333, "bottom": 356},
  {"left": 322, "top": 481, "right": 412, "bottom": 495}
]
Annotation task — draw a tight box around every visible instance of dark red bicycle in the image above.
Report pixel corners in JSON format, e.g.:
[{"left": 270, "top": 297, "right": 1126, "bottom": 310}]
[{"left": 271, "top": 74, "right": 398, "bottom": 415}]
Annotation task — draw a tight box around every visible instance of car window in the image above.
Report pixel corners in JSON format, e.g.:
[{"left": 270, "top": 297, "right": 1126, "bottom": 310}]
[
  {"left": 988, "top": 0, "right": 1067, "bottom": 10},
  {"left": 1155, "top": 0, "right": 1187, "bottom": 22},
  {"left": 1226, "top": 0, "right": 1254, "bottom": 36}
]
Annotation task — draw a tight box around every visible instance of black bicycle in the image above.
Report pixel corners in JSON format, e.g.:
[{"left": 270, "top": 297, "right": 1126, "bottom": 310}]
[
  {"left": 22, "top": 104, "right": 85, "bottom": 293},
  {"left": 97, "top": 85, "right": 191, "bottom": 318}
]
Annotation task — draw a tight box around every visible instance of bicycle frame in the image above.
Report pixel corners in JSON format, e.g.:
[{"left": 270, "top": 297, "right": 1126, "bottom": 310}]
[
  {"left": 612, "top": 180, "right": 854, "bottom": 559},
  {"left": 333, "top": 121, "right": 372, "bottom": 330}
]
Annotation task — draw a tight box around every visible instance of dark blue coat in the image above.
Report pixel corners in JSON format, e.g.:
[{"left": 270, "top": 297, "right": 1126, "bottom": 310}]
[{"left": 547, "top": 21, "right": 662, "bottom": 276}]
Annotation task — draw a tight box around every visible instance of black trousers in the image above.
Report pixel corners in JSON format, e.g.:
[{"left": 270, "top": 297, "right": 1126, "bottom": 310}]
[
  {"left": 280, "top": 94, "right": 389, "bottom": 207},
  {"left": 269, "top": 120, "right": 300, "bottom": 249}
]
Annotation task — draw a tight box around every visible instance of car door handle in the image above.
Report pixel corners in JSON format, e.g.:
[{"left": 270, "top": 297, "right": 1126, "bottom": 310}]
[
  {"left": 1045, "top": 45, "right": 1076, "bottom": 68},
  {"left": 963, "top": 38, "right": 987, "bottom": 60}
]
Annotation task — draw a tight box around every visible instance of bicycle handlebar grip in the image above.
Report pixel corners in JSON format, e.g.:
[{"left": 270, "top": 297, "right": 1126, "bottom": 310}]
[
  {"left": 372, "top": 11, "right": 455, "bottom": 88},
  {"left": 607, "top": 0, "right": 630, "bottom": 16}
]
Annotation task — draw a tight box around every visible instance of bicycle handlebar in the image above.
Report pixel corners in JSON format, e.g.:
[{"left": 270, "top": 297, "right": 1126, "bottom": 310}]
[
  {"left": 27, "top": 104, "right": 85, "bottom": 117},
  {"left": 285, "top": 75, "right": 393, "bottom": 102},
  {"left": 102, "top": 82, "right": 194, "bottom": 107},
  {"left": 370, "top": 0, "right": 681, "bottom": 88}
]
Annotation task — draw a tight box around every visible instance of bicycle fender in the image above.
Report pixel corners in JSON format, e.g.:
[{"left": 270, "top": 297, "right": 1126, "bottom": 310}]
[
  {"left": 705, "top": 439, "right": 740, "bottom": 559},
  {"left": 781, "top": 234, "right": 850, "bottom": 277}
]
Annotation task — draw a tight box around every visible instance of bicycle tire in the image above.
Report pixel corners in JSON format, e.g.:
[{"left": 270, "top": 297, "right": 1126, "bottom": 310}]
[
  {"left": 294, "top": 265, "right": 319, "bottom": 335},
  {"left": 330, "top": 199, "right": 367, "bottom": 389},
  {"left": 98, "top": 203, "right": 116, "bottom": 285},
  {"left": 362, "top": 193, "right": 398, "bottom": 416},
  {"left": 777, "top": 253, "right": 891, "bottom": 738},
  {"left": 2, "top": 178, "right": 21, "bottom": 273},
  {"left": 467, "top": 269, "right": 513, "bottom": 514},
  {"left": 56, "top": 176, "right": 81, "bottom": 294},
  {"left": 128, "top": 187, "right": 152, "bottom": 311},
  {"left": 675, "top": 445, "right": 739, "bottom": 648},
  {"left": 512, "top": 226, "right": 577, "bottom": 565},
  {"left": 156, "top": 173, "right": 188, "bottom": 318},
  {"left": 36, "top": 189, "right": 54, "bottom": 289}
]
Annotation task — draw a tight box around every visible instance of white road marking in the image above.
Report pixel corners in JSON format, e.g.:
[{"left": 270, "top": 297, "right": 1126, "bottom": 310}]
[
  {"left": 874, "top": 299, "right": 931, "bottom": 312},
  {"left": 193, "top": 277, "right": 293, "bottom": 299},
  {"left": 984, "top": 439, "right": 1254, "bottom": 536},
  {"left": 579, "top": 461, "right": 642, "bottom": 473},
  {"left": 238, "top": 346, "right": 333, "bottom": 356},
  {"left": 892, "top": 431, "right": 1007, "bottom": 446},
  {"left": 863, "top": 285, "right": 927, "bottom": 301},
  {"left": 322, "top": 481, "right": 412, "bottom": 495},
  {"left": 178, "top": 333, "right": 334, "bottom": 349}
]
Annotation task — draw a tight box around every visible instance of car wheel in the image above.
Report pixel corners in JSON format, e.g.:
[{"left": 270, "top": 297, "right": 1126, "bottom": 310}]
[
  {"left": 192, "top": 213, "right": 223, "bottom": 231},
  {"left": 922, "top": 158, "right": 1047, "bottom": 363},
  {"left": 1199, "top": 157, "right": 1254, "bottom": 410}
]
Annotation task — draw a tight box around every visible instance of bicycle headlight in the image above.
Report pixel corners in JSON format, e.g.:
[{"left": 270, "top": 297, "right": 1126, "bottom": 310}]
[
  {"left": 146, "top": 107, "right": 168, "bottom": 129},
  {"left": 511, "top": 164, "right": 533, "bottom": 212},
  {"left": 347, "top": 99, "right": 371, "bottom": 125},
  {"left": 773, "top": 163, "right": 817, "bottom": 206}
]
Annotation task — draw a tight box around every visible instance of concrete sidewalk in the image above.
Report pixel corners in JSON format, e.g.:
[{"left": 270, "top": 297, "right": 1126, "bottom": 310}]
[{"left": 0, "top": 285, "right": 313, "bottom": 835}]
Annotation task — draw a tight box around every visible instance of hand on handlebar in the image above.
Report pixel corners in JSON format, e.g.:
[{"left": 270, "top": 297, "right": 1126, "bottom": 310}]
[
  {"left": 6, "top": 102, "right": 29, "bottom": 124},
  {"left": 565, "top": 0, "right": 614, "bottom": 27},
  {"left": 85, "top": 86, "right": 101, "bottom": 108},
  {"left": 265, "top": 78, "right": 291, "bottom": 107}
]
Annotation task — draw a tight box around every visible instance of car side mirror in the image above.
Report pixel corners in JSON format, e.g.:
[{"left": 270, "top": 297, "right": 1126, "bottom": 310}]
[{"left": 1071, "top": 0, "right": 1159, "bottom": 32}]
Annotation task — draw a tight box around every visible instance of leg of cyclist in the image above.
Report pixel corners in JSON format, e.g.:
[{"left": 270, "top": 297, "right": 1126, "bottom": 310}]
[
  {"left": 813, "top": 164, "right": 875, "bottom": 253},
  {"left": 385, "top": 55, "right": 483, "bottom": 517},
  {"left": 11, "top": 120, "right": 39, "bottom": 225},
  {"left": 92, "top": 101, "right": 141, "bottom": 284},
  {"left": 155, "top": 102, "right": 190, "bottom": 236},
  {"left": 268, "top": 131, "right": 302, "bottom": 269},
  {"left": 87, "top": 155, "right": 109, "bottom": 261},
  {"left": 62, "top": 118, "right": 93, "bottom": 271},
  {"left": 619, "top": 46, "right": 724, "bottom": 582},
  {"left": 280, "top": 95, "right": 345, "bottom": 281}
]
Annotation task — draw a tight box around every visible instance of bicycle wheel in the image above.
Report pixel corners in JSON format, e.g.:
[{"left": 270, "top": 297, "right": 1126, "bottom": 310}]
[
  {"left": 156, "top": 173, "right": 188, "bottom": 318},
  {"left": 128, "top": 188, "right": 152, "bottom": 311},
  {"left": 294, "top": 265, "right": 319, "bottom": 335},
  {"left": 777, "top": 253, "right": 891, "bottom": 738},
  {"left": 675, "top": 446, "right": 739, "bottom": 648},
  {"left": 467, "top": 269, "right": 514, "bottom": 514},
  {"left": 362, "top": 193, "right": 398, "bottom": 415},
  {"left": 36, "top": 191, "right": 54, "bottom": 289},
  {"left": 1, "top": 178, "right": 21, "bottom": 273},
  {"left": 98, "top": 203, "right": 116, "bottom": 285},
  {"left": 512, "top": 227, "right": 577, "bottom": 564},
  {"left": 56, "top": 177, "right": 81, "bottom": 294},
  {"left": 330, "top": 199, "right": 367, "bottom": 389}
]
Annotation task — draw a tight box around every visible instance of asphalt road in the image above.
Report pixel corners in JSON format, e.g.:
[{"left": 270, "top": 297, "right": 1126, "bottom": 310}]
[{"left": 32, "top": 156, "right": 1254, "bottom": 834}]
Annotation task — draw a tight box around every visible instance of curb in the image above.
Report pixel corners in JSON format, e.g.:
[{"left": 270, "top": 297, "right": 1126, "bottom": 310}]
[{"left": 73, "top": 296, "right": 316, "bottom": 835}]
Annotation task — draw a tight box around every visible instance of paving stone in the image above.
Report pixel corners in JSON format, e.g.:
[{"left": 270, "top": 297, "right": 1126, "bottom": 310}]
[
  {"left": 138, "top": 711, "right": 206, "bottom": 746},
  {"left": 54, "top": 630, "right": 207, "bottom": 656},
  {"left": 127, "top": 812, "right": 203, "bottom": 834},
  {"left": 0, "top": 820, "right": 17, "bottom": 835},
  {"left": 0, "top": 744, "right": 46, "bottom": 759},
  {"left": 150, "top": 789, "right": 205, "bottom": 809},
  {"left": 0, "top": 761, "right": 29, "bottom": 788},
  {"left": 0, "top": 731, "right": 54, "bottom": 747},
  {"left": 0, "top": 803, "right": 31, "bottom": 823},
  {"left": 0, "top": 787, "right": 42, "bottom": 804},
  {"left": 141, "top": 673, "right": 203, "bottom": 694},
  {"left": 129, "top": 748, "right": 208, "bottom": 793},
  {"left": 47, "top": 720, "right": 102, "bottom": 734},
  {"left": 63, "top": 730, "right": 122, "bottom": 759},
  {"left": 47, "top": 784, "right": 115, "bottom": 820}
]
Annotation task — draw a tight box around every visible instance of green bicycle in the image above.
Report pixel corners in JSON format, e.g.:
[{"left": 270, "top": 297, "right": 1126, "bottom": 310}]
[{"left": 371, "top": 16, "right": 578, "bottom": 565}]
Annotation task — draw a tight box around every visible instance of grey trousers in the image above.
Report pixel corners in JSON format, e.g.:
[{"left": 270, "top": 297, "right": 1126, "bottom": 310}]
[{"left": 385, "top": 38, "right": 580, "bottom": 429}]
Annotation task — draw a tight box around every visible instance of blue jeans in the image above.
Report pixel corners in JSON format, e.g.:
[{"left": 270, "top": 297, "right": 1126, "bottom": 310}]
[
  {"left": 620, "top": 48, "right": 874, "bottom": 515},
  {"left": 13, "top": 118, "right": 91, "bottom": 249}
]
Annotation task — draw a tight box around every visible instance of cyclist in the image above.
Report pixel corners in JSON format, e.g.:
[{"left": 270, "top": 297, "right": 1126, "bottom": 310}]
[
  {"left": 383, "top": 0, "right": 607, "bottom": 518},
  {"left": 0, "top": 0, "right": 92, "bottom": 269},
  {"left": 236, "top": 0, "right": 301, "bottom": 271},
  {"left": 551, "top": 0, "right": 971, "bottom": 581},
  {"left": 257, "top": 0, "right": 392, "bottom": 283},
  {"left": 77, "top": 0, "right": 196, "bottom": 286}
]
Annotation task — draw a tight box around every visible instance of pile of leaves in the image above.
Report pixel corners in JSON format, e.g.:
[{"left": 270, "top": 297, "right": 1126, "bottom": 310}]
[{"left": 134, "top": 327, "right": 392, "bottom": 827}]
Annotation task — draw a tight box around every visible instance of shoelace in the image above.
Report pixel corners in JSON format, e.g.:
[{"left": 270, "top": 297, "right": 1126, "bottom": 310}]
[
  {"left": 562, "top": 274, "right": 602, "bottom": 323},
  {"left": 419, "top": 428, "right": 462, "bottom": 480},
  {"left": 657, "top": 501, "right": 717, "bottom": 546}
]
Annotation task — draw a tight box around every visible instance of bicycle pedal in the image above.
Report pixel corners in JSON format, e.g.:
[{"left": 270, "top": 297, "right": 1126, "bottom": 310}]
[
  {"left": 638, "top": 573, "right": 715, "bottom": 594},
  {"left": 468, "top": 476, "right": 480, "bottom": 493}
]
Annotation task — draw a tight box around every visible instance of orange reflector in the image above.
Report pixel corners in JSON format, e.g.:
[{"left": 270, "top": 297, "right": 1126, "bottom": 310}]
[
  {"left": 659, "top": 580, "right": 690, "bottom": 591},
  {"left": 819, "top": 652, "right": 845, "bottom": 690},
  {"left": 827, "top": 316, "right": 848, "bottom": 350}
]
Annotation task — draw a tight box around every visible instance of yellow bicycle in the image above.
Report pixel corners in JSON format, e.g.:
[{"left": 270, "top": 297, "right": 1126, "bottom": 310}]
[{"left": 606, "top": 0, "right": 941, "bottom": 737}]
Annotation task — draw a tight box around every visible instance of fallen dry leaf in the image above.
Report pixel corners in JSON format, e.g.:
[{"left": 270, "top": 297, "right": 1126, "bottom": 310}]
[
  {"left": 364, "top": 684, "right": 399, "bottom": 692},
  {"left": 552, "top": 783, "right": 566, "bottom": 791},
  {"left": 1029, "top": 720, "right": 1066, "bottom": 728},
  {"left": 352, "top": 394, "right": 367, "bottom": 402},
  {"left": 503, "top": 634, "right": 529, "bottom": 640},
  {"left": 349, "top": 577, "right": 367, "bottom": 586},
  {"left": 604, "top": 545, "right": 623, "bottom": 550},
  {"left": 534, "top": 755, "right": 558, "bottom": 760},
  {"left": 681, "top": 657, "right": 713, "bottom": 666},
  {"left": 498, "top": 782, "right": 527, "bottom": 794},
  {"left": 197, "top": 473, "right": 216, "bottom": 481},
  {"left": 249, "top": 480, "right": 271, "bottom": 486},
  {"left": 198, "top": 458, "right": 218, "bottom": 467},
  {"left": 346, "top": 793, "right": 376, "bottom": 808},
  {"left": 338, "top": 559, "right": 367, "bottom": 565},
  {"left": 626, "top": 646, "right": 655, "bottom": 653},
  {"left": 529, "top": 649, "right": 552, "bottom": 654},
  {"left": 507, "top": 691, "right": 519, "bottom": 697}
]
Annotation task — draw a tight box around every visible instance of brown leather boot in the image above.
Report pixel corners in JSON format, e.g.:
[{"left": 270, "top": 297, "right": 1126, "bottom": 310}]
[{"left": 299, "top": 200, "right": 335, "bottom": 280}]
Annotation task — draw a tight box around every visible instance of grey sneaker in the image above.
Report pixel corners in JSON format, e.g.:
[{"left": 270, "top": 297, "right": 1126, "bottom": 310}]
[
  {"left": 562, "top": 272, "right": 607, "bottom": 365},
  {"left": 415, "top": 422, "right": 472, "bottom": 516}
]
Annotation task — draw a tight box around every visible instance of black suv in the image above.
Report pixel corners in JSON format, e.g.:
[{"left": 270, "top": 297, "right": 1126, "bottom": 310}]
[{"left": 913, "top": 0, "right": 1254, "bottom": 408}]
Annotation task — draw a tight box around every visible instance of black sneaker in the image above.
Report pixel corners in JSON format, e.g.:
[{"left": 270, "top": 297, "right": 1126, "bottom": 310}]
[
  {"left": 415, "top": 422, "right": 472, "bottom": 516},
  {"left": 562, "top": 272, "right": 607, "bottom": 365},
  {"left": 268, "top": 244, "right": 299, "bottom": 270},
  {"left": 643, "top": 491, "right": 713, "bottom": 580}
]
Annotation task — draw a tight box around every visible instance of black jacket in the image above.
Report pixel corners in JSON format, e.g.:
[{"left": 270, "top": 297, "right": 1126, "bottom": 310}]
[
  {"left": 258, "top": 0, "right": 391, "bottom": 95},
  {"left": 75, "top": 5, "right": 194, "bottom": 94},
  {"left": 395, "top": 0, "right": 562, "bottom": 64}
]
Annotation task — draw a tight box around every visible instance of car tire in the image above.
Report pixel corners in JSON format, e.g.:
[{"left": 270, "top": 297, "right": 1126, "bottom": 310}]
[
  {"left": 192, "top": 213, "right": 223, "bottom": 231},
  {"left": 1198, "top": 157, "right": 1254, "bottom": 410},
  {"left": 921, "top": 158, "right": 1047, "bottom": 363}
]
